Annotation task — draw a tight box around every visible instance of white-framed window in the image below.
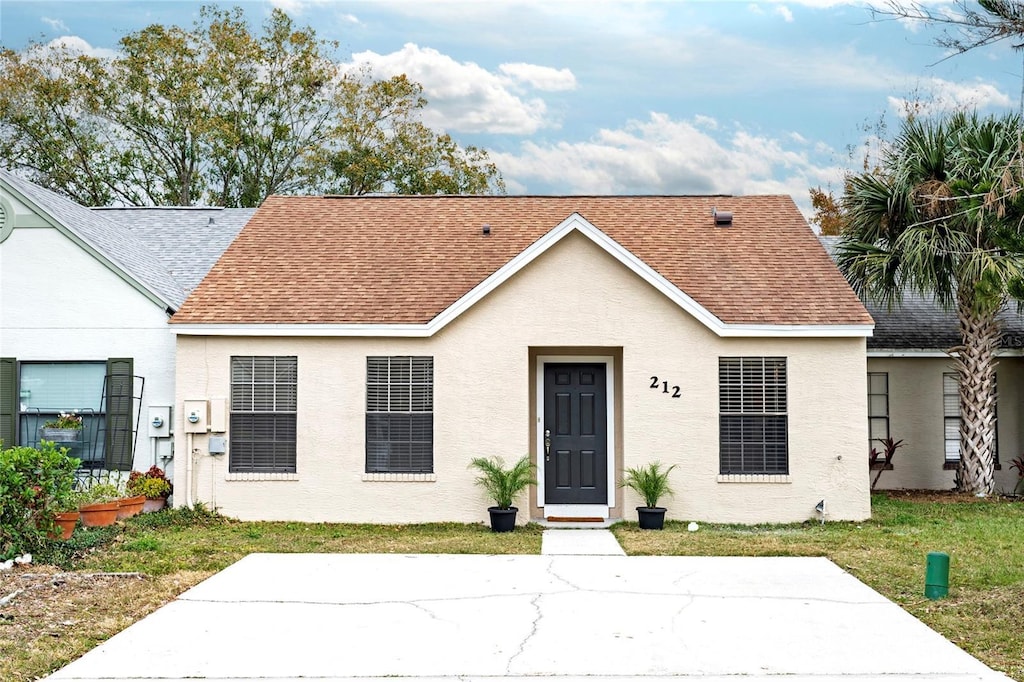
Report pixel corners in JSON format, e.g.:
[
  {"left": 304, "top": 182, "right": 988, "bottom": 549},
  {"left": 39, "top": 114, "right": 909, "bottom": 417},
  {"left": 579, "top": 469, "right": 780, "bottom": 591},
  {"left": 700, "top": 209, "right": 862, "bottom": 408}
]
[
  {"left": 366, "top": 356, "right": 433, "bottom": 474},
  {"left": 868, "top": 372, "right": 890, "bottom": 450},
  {"left": 719, "top": 357, "right": 788, "bottom": 475},
  {"left": 229, "top": 356, "right": 297, "bottom": 473}
]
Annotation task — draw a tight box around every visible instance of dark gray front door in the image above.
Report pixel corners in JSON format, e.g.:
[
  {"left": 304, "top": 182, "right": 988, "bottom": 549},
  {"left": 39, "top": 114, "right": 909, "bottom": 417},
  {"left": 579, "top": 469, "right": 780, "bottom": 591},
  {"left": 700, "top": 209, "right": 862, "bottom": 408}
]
[{"left": 544, "top": 363, "right": 607, "bottom": 505}]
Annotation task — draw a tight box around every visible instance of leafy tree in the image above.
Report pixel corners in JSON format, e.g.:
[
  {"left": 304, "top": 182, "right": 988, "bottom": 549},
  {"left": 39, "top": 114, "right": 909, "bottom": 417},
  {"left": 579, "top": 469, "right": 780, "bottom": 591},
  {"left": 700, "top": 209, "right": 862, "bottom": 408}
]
[
  {"left": 837, "top": 112, "right": 1024, "bottom": 495},
  {"left": 322, "top": 74, "right": 503, "bottom": 195},
  {"left": 0, "top": 6, "right": 503, "bottom": 206},
  {"left": 809, "top": 186, "right": 847, "bottom": 235}
]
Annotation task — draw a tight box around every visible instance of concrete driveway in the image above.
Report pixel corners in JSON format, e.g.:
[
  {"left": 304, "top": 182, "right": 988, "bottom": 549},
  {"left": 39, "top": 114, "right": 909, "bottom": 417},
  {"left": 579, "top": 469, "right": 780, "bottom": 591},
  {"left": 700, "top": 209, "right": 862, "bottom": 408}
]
[{"left": 45, "top": 552, "right": 1010, "bottom": 681}]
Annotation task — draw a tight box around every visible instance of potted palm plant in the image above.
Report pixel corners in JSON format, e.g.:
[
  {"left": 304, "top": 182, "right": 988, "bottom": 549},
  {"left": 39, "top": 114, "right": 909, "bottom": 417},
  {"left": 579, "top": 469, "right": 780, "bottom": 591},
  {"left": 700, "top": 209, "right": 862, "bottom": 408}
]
[
  {"left": 620, "top": 461, "right": 677, "bottom": 530},
  {"left": 469, "top": 455, "right": 536, "bottom": 532}
]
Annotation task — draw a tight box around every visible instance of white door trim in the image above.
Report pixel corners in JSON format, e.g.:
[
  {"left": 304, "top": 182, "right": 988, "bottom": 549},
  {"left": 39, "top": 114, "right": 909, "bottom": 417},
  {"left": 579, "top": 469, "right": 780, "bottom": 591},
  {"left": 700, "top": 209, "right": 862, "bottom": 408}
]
[{"left": 535, "top": 355, "right": 615, "bottom": 510}]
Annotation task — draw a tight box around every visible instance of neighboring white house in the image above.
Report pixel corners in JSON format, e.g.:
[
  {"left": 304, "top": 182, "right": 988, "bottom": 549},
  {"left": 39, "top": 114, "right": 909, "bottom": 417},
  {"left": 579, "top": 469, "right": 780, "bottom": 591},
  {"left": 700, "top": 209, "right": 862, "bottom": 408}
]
[
  {"left": 0, "top": 170, "right": 253, "bottom": 479},
  {"left": 171, "top": 195, "right": 875, "bottom": 525},
  {"left": 820, "top": 236, "right": 1024, "bottom": 494}
]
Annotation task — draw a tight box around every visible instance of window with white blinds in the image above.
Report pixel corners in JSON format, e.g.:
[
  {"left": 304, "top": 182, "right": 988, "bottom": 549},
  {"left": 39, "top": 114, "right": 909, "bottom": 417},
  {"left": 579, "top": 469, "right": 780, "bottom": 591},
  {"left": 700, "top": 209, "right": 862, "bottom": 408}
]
[
  {"left": 229, "top": 356, "right": 297, "bottom": 473},
  {"left": 366, "top": 356, "right": 433, "bottom": 473},
  {"left": 943, "top": 372, "right": 998, "bottom": 466},
  {"left": 719, "top": 357, "right": 788, "bottom": 475}
]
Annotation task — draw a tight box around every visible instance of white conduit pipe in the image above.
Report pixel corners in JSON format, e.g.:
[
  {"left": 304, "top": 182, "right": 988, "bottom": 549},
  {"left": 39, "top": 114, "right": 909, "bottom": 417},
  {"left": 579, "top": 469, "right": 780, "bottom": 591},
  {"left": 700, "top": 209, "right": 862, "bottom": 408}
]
[{"left": 185, "top": 432, "right": 194, "bottom": 507}]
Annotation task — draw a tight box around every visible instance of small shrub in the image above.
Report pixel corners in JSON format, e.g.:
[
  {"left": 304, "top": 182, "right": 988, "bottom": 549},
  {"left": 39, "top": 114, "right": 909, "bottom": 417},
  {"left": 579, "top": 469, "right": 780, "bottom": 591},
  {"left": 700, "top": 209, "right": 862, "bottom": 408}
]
[
  {"left": 0, "top": 442, "right": 80, "bottom": 560},
  {"left": 129, "top": 502, "right": 226, "bottom": 529},
  {"left": 126, "top": 465, "right": 173, "bottom": 498}
]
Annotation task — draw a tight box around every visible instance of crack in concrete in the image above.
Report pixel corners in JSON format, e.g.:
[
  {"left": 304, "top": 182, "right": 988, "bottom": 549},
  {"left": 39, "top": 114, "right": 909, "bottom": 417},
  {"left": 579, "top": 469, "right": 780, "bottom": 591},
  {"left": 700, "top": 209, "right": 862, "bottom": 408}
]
[{"left": 505, "top": 590, "right": 543, "bottom": 674}]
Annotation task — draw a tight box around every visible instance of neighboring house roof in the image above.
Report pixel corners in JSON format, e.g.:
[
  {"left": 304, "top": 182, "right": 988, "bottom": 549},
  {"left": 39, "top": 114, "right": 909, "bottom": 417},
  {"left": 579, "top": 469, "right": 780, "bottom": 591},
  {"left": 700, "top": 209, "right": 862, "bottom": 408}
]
[
  {"left": 819, "top": 236, "right": 1024, "bottom": 351},
  {"left": 172, "top": 195, "right": 873, "bottom": 336},
  {"left": 0, "top": 170, "right": 187, "bottom": 310},
  {"left": 96, "top": 207, "right": 256, "bottom": 293}
]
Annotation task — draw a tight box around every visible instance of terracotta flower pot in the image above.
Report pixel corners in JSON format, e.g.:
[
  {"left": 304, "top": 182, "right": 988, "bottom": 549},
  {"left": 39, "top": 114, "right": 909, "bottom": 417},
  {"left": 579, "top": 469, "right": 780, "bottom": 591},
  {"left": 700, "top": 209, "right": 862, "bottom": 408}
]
[
  {"left": 52, "top": 511, "right": 80, "bottom": 540},
  {"left": 79, "top": 502, "right": 120, "bottom": 527},
  {"left": 117, "top": 495, "right": 146, "bottom": 520},
  {"left": 142, "top": 497, "right": 167, "bottom": 513}
]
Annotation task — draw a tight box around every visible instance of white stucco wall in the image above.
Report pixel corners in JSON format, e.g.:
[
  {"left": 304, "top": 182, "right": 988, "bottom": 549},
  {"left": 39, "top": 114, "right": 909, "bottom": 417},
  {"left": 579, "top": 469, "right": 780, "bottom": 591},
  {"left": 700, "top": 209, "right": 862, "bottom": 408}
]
[
  {"left": 866, "top": 356, "right": 1022, "bottom": 493},
  {"left": 0, "top": 208, "right": 176, "bottom": 472},
  {"left": 175, "top": 231, "right": 871, "bottom": 524}
]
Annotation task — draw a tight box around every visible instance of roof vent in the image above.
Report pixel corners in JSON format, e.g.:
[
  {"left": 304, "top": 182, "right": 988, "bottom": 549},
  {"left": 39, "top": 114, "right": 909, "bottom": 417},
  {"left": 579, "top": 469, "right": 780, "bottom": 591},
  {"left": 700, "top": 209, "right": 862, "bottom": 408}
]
[
  {"left": 208, "top": 216, "right": 215, "bottom": 225},
  {"left": 713, "top": 208, "right": 733, "bottom": 226},
  {"left": 482, "top": 223, "right": 491, "bottom": 236}
]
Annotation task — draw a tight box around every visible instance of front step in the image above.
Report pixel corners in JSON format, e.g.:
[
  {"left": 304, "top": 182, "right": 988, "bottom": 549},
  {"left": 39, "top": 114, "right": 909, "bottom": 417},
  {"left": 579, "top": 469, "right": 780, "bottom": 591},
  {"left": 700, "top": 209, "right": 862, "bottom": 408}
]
[{"left": 537, "top": 517, "right": 617, "bottom": 529}]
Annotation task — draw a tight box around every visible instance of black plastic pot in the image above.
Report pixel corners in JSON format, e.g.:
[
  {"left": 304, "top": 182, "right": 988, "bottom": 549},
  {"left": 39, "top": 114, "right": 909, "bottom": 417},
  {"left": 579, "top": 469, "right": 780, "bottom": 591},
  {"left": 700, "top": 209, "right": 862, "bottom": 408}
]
[
  {"left": 488, "top": 506, "right": 518, "bottom": 532},
  {"left": 636, "top": 506, "right": 667, "bottom": 530}
]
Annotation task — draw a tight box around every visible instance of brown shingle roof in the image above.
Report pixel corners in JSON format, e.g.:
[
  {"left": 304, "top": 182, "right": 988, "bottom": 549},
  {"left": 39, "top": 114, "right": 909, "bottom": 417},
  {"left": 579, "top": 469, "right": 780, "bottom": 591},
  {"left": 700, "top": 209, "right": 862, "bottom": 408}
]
[{"left": 171, "top": 195, "right": 872, "bottom": 328}]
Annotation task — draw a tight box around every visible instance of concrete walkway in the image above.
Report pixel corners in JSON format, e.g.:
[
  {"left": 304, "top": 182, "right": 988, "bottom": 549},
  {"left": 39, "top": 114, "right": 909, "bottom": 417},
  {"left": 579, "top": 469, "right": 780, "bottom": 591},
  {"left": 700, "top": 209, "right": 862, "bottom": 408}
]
[
  {"left": 541, "top": 528, "right": 625, "bottom": 555},
  {"left": 45, "top": 552, "right": 1010, "bottom": 682}
]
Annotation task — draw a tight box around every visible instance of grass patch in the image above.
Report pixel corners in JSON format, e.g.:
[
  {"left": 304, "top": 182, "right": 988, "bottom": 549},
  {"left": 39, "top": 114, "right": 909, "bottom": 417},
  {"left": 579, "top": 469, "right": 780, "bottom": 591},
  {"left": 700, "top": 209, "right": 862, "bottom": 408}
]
[{"left": 613, "top": 493, "right": 1024, "bottom": 680}]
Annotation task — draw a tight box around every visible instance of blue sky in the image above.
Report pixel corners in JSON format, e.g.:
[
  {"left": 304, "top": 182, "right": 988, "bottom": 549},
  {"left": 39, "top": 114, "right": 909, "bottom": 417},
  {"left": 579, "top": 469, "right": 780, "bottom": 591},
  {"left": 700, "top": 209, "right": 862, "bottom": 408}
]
[{"left": 1, "top": 1, "right": 1020, "bottom": 213}]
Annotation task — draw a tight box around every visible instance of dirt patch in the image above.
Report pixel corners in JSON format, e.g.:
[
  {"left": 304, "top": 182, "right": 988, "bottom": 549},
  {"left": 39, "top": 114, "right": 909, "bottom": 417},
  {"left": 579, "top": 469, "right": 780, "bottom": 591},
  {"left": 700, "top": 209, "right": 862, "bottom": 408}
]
[{"left": 0, "top": 564, "right": 208, "bottom": 681}]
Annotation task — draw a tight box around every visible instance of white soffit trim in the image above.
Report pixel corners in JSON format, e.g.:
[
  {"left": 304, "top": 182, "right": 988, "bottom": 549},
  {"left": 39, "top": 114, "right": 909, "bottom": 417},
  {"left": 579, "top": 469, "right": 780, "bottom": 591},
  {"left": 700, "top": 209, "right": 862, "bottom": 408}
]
[
  {"left": 868, "top": 349, "right": 1024, "bottom": 358},
  {"left": 173, "top": 213, "right": 874, "bottom": 338}
]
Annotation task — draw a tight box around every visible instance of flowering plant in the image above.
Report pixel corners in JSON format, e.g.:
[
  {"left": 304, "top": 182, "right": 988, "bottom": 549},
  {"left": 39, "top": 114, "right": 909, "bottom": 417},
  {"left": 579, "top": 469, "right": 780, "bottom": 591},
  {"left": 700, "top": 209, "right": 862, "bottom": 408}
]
[
  {"left": 127, "top": 465, "right": 173, "bottom": 499},
  {"left": 43, "top": 412, "right": 83, "bottom": 430}
]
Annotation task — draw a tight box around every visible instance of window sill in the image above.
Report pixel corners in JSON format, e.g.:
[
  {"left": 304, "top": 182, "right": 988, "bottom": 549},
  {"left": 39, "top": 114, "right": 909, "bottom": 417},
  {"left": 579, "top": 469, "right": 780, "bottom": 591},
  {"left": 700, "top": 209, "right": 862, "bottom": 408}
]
[
  {"left": 362, "top": 473, "right": 436, "bottom": 482},
  {"left": 225, "top": 472, "right": 299, "bottom": 481},
  {"left": 870, "top": 463, "right": 894, "bottom": 471},
  {"left": 717, "top": 474, "right": 791, "bottom": 484},
  {"left": 943, "top": 462, "right": 1000, "bottom": 470}
]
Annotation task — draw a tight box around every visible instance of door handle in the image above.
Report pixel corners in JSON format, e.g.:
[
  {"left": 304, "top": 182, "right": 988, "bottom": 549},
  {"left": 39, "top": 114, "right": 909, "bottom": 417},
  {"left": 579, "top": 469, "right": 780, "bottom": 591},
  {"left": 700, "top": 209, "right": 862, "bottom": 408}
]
[{"left": 544, "top": 429, "right": 551, "bottom": 461}]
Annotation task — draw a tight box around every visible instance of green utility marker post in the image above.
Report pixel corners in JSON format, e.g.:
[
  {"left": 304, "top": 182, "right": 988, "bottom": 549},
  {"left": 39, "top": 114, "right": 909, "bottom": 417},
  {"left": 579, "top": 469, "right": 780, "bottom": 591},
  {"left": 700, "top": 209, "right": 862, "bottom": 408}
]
[{"left": 925, "top": 551, "right": 950, "bottom": 600}]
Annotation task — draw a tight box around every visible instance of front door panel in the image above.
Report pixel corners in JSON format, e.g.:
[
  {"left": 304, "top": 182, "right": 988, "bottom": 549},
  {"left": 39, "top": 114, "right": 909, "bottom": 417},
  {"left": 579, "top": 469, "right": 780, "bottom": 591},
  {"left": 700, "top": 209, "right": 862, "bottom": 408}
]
[{"left": 544, "top": 363, "right": 607, "bottom": 504}]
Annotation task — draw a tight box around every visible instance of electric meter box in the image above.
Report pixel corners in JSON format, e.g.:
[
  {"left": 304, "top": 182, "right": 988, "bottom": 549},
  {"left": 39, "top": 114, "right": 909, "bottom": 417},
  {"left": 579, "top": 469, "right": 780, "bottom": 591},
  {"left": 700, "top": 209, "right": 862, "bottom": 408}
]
[
  {"left": 148, "top": 406, "right": 172, "bottom": 438},
  {"left": 183, "top": 400, "right": 208, "bottom": 433}
]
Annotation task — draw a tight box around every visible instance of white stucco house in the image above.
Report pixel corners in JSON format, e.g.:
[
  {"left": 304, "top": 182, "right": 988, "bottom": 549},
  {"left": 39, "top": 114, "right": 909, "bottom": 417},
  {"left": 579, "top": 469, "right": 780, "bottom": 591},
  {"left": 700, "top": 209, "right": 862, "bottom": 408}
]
[
  {"left": 0, "top": 170, "right": 253, "bottom": 477},
  {"left": 170, "top": 195, "right": 876, "bottom": 524}
]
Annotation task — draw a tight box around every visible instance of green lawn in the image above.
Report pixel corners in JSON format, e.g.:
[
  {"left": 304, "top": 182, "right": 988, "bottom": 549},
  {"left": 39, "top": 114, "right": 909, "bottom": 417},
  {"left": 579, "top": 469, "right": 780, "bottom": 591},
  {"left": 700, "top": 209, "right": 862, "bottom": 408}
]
[{"left": 2, "top": 494, "right": 1021, "bottom": 681}]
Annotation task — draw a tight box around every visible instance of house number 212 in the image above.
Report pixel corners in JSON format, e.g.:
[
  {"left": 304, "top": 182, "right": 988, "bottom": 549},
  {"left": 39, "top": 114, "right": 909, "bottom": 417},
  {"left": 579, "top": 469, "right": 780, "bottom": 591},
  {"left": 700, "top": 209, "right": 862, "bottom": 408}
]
[{"left": 650, "top": 376, "right": 681, "bottom": 398}]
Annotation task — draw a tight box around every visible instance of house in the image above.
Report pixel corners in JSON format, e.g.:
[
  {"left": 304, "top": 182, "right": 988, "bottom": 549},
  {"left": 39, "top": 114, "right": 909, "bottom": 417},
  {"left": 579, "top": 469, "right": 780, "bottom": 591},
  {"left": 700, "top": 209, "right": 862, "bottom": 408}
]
[
  {"left": 821, "top": 236, "right": 1024, "bottom": 494},
  {"left": 0, "top": 169, "right": 253, "bottom": 476},
  {"left": 170, "top": 195, "right": 875, "bottom": 524}
]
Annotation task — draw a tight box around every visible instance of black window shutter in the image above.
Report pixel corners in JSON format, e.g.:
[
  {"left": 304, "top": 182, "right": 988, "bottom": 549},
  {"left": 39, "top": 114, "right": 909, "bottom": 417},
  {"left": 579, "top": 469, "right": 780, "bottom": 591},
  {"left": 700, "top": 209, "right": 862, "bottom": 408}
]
[
  {"left": 104, "top": 357, "right": 134, "bottom": 471},
  {"left": 0, "top": 358, "right": 16, "bottom": 447}
]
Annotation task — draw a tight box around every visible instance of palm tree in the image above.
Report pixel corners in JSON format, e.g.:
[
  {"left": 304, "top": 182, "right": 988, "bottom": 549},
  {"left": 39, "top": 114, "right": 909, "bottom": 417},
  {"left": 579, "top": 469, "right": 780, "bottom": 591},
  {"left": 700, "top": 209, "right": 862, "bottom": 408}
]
[{"left": 838, "top": 111, "right": 1024, "bottom": 495}]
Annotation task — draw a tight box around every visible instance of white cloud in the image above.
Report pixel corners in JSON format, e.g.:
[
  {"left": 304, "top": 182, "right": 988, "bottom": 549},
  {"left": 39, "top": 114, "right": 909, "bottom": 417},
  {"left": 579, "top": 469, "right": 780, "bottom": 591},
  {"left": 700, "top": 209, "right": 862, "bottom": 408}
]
[
  {"left": 41, "top": 16, "right": 69, "bottom": 32},
  {"left": 346, "top": 43, "right": 571, "bottom": 134},
  {"left": 888, "top": 77, "right": 1012, "bottom": 116},
  {"left": 268, "top": 0, "right": 331, "bottom": 15},
  {"left": 37, "top": 36, "right": 118, "bottom": 60},
  {"left": 775, "top": 5, "right": 795, "bottom": 22},
  {"left": 491, "top": 112, "right": 842, "bottom": 216},
  {"left": 693, "top": 114, "right": 719, "bottom": 130},
  {"left": 498, "top": 63, "right": 577, "bottom": 92}
]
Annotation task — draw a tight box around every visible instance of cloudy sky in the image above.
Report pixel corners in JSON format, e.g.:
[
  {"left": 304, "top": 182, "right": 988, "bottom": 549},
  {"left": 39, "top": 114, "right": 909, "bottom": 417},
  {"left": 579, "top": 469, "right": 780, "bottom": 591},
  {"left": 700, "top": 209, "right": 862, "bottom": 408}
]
[{"left": 1, "top": 0, "right": 1020, "bottom": 213}]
